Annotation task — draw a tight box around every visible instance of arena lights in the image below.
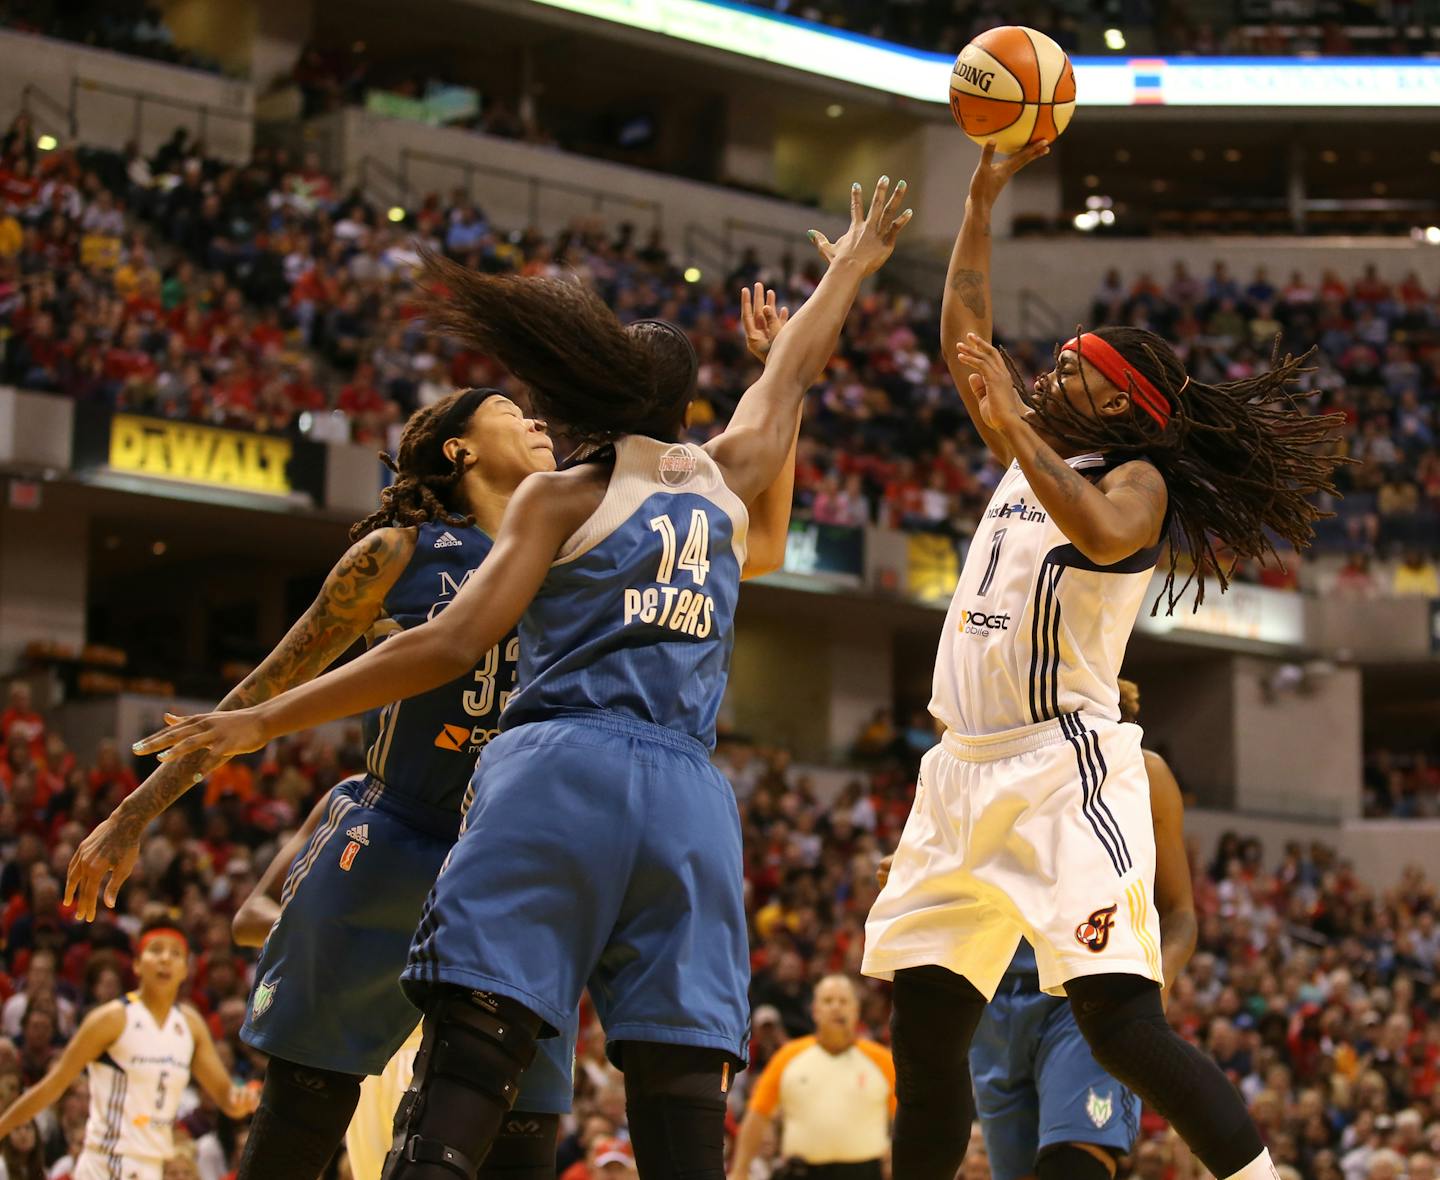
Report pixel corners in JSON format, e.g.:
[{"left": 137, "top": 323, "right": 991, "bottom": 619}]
[
  {"left": 387, "top": 206, "right": 406, "bottom": 223},
  {"left": 683, "top": 266, "right": 702, "bottom": 283},
  {"left": 526, "top": 0, "right": 1440, "bottom": 107},
  {"left": 36, "top": 134, "right": 56, "bottom": 151},
  {"left": 1103, "top": 28, "right": 1126, "bottom": 51}
]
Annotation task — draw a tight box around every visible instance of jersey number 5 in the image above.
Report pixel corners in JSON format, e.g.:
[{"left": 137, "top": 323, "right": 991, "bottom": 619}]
[{"left": 650, "top": 511, "right": 711, "bottom": 587}]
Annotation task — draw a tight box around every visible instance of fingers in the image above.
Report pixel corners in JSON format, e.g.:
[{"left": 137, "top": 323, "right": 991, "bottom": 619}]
[
  {"left": 883, "top": 207, "right": 915, "bottom": 245},
  {"left": 1004, "top": 139, "right": 1051, "bottom": 175},
  {"left": 866, "top": 176, "right": 891, "bottom": 228},
  {"left": 739, "top": 283, "right": 755, "bottom": 335},
  {"left": 155, "top": 730, "right": 216, "bottom": 763},
  {"left": 133, "top": 715, "right": 205, "bottom": 755},
  {"left": 103, "top": 858, "right": 135, "bottom": 910},
  {"left": 808, "top": 229, "right": 834, "bottom": 261},
  {"left": 849, "top": 180, "right": 863, "bottom": 227},
  {"left": 64, "top": 847, "right": 82, "bottom": 906},
  {"left": 968, "top": 371, "right": 987, "bottom": 396},
  {"left": 881, "top": 177, "right": 908, "bottom": 226},
  {"left": 979, "top": 141, "right": 997, "bottom": 169}
]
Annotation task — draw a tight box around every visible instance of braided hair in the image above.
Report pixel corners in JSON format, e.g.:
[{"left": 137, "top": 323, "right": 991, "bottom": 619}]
[
  {"left": 415, "top": 249, "right": 697, "bottom": 444},
  {"left": 1003, "top": 325, "right": 1347, "bottom": 613},
  {"left": 349, "top": 388, "right": 489, "bottom": 541}
]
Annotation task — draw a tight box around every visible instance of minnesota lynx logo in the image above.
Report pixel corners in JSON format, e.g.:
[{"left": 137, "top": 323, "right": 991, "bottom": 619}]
[
  {"left": 1075, "top": 904, "right": 1118, "bottom": 953},
  {"left": 1086, "top": 1087, "right": 1114, "bottom": 1128},
  {"left": 251, "top": 978, "right": 278, "bottom": 1020}
]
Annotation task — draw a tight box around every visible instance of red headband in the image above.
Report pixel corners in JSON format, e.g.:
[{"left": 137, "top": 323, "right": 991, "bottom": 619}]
[
  {"left": 138, "top": 927, "right": 188, "bottom": 954},
  {"left": 1061, "top": 334, "right": 1171, "bottom": 428}
]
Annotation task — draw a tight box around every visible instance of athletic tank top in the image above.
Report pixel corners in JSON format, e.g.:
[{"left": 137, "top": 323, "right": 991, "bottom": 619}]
[
  {"left": 503, "top": 436, "right": 748, "bottom": 749},
  {"left": 930, "top": 453, "right": 1159, "bottom": 736},
  {"left": 360, "top": 520, "right": 517, "bottom": 832},
  {"left": 82, "top": 993, "right": 195, "bottom": 1167}
]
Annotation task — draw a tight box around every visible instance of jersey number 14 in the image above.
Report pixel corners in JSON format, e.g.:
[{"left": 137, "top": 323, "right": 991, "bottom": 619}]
[{"left": 650, "top": 510, "right": 711, "bottom": 586}]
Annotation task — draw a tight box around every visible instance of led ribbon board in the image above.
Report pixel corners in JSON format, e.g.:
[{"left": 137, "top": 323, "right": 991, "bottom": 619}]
[{"left": 527, "top": 0, "right": 1440, "bottom": 107}]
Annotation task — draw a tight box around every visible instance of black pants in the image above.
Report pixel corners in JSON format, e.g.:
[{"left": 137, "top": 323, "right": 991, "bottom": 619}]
[{"left": 775, "top": 1159, "right": 884, "bottom": 1180}]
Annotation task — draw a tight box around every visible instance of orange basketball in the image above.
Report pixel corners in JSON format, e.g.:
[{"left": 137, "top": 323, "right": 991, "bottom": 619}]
[{"left": 949, "top": 26, "right": 1076, "bottom": 155}]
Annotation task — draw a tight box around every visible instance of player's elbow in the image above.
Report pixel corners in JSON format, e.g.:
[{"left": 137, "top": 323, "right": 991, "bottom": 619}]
[
  {"left": 1071, "top": 521, "right": 1147, "bottom": 569},
  {"left": 742, "top": 541, "right": 785, "bottom": 580},
  {"left": 231, "top": 904, "right": 269, "bottom": 948}
]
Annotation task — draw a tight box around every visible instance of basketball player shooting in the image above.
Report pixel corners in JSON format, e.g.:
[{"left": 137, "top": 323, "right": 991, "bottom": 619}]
[{"left": 860, "top": 141, "right": 1346, "bottom": 1180}]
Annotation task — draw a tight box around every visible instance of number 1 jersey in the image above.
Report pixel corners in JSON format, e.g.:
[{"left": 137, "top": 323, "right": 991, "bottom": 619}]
[
  {"left": 931, "top": 452, "right": 1160, "bottom": 737},
  {"left": 502, "top": 436, "right": 748, "bottom": 749}
]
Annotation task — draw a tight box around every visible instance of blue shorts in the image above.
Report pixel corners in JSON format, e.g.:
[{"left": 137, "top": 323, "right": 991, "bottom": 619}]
[
  {"left": 242, "top": 775, "right": 574, "bottom": 1112},
  {"left": 403, "top": 712, "right": 750, "bottom": 1067},
  {"left": 971, "top": 974, "right": 1141, "bottom": 1180}
]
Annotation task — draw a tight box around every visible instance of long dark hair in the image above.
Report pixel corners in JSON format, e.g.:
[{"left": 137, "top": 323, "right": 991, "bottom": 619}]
[
  {"left": 350, "top": 388, "right": 488, "bottom": 541},
  {"left": 416, "top": 250, "right": 697, "bottom": 444},
  {"left": 0, "top": 1122, "right": 45, "bottom": 1180},
  {"left": 1010, "top": 325, "right": 1346, "bottom": 613}
]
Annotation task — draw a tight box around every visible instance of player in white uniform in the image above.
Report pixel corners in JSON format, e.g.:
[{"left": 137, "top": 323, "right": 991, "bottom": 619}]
[
  {"left": 0, "top": 924, "right": 257, "bottom": 1180},
  {"left": 862, "top": 142, "right": 1345, "bottom": 1180}
]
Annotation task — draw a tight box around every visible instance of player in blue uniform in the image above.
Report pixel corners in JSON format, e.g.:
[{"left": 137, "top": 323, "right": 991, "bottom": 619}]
[
  {"left": 133, "top": 180, "right": 912, "bottom": 1180},
  {"left": 967, "top": 681, "right": 1196, "bottom": 1180},
  {"left": 65, "top": 388, "right": 574, "bottom": 1180}
]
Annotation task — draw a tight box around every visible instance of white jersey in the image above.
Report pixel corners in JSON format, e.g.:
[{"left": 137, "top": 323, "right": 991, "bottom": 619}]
[
  {"left": 932, "top": 453, "right": 1159, "bottom": 736},
  {"left": 80, "top": 994, "right": 195, "bottom": 1173}
]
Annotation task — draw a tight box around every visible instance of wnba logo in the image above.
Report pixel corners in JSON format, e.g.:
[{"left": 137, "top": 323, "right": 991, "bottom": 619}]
[
  {"left": 658, "top": 445, "right": 696, "bottom": 487},
  {"left": 1075, "top": 904, "right": 1117, "bottom": 953}
]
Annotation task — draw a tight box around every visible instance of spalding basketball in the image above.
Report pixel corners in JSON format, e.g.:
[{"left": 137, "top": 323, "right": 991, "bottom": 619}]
[{"left": 949, "top": 26, "right": 1076, "bottom": 154}]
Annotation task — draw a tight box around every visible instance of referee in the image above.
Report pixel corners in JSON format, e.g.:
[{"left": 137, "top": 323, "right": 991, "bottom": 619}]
[{"left": 729, "top": 975, "right": 896, "bottom": 1180}]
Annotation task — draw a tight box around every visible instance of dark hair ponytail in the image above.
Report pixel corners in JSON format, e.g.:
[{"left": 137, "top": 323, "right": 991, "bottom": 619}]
[
  {"left": 415, "top": 249, "right": 695, "bottom": 443},
  {"left": 349, "top": 388, "right": 488, "bottom": 541}
]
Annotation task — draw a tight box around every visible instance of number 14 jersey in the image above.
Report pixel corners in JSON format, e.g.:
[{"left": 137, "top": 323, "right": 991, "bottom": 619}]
[
  {"left": 502, "top": 436, "right": 748, "bottom": 749},
  {"left": 931, "top": 453, "right": 1161, "bottom": 737}
]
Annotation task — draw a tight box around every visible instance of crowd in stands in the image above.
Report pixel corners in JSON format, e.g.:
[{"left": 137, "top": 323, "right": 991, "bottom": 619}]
[
  {"left": 0, "top": 1, "right": 223, "bottom": 74},
  {"left": 5, "top": 671, "right": 1440, "bottom": 1178},
  {"left": 0, "top": 109, "right": 1437, "bottom": 567}
]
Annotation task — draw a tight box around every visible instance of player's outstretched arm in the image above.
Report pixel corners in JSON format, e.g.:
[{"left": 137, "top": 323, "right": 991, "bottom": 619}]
[
  {"left": 708, "top": 176, "right": 911, "bottom": 505},
  {"left": 954, "top": 333, "right": 1167, "bottom": 565},
  {"left": 65, "top": 528, "right": 415, "bottom": 921},
  {"left": 0, "top": 1001, "right": 126, "bottom": 1141},
  {"left": 940, "top": 140, "right": 1049, "bottom": 468},
  {"left": 133, "top": 471, "right": 600, "bottom": 770},
  {"left": 232, "top": 792, "right": 331, "bottom": 947},
  {"left": 737, "top": 282, "right": 800, "bottom": 580},
  {"left": 1148, "top": 749, "right": 1197, "bottom": 1005},
  {"left": 182, "top": 1006, "right": 261, "bottom": 1119}
]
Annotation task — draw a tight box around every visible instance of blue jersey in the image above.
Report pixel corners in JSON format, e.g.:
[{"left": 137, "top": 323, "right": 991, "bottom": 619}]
[
  {"left": 503, "top": 436, "right": 748, "bottom": 749},
  {"left": 360, "top": 520, "right": 518, "bottom": 828},
  {"left": 1005, "top": 940, "right": 1039, "bottom": 978}
]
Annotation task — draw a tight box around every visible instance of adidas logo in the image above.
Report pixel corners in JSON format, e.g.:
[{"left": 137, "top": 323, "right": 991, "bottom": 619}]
[
  {"left": 433, "top": 532, "right": 462, "bottom": 549},
  {"left": 345, "top": 824, "right": 370, "bottom": 846}
]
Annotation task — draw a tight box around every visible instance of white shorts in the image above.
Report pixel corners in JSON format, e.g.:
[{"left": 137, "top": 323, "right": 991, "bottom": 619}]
[
  {"left": 863, "top": 715, "right": 1162, "bottom": 999},
  {"left": 345, "top": 1023, "right": 422, "bottom": 1180},
  {"left": 74, "top": 1153, "right": 162, "bottom": 1180}
]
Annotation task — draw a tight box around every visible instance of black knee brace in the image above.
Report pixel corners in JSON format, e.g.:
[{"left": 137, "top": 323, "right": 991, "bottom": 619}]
[
  {"left": 619, "top": 1041, "right": 732, "bottom": 1180},
  {"left": 890, "top": 966, "right": 988, "bottom": 1180},
  {"left": 237, "top": 1057, "right": 361, "bottom": 1180},
  {"left": 1036, "top": 1143, "right": 1116, "bottom": 1180},
  {"left": 383, "top": 989, "right": 544, "bottom": 1180},
  {"left": 1066, "top": 974, "right": 1262, "bottom": 1180},
  {"left": 478, "top": 1112, "right": 560, "bottom": 1180}
]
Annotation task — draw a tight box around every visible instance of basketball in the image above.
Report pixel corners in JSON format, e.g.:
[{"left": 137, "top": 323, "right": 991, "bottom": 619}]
[{"left": 949, "top": 25, "right": 1076, "bottom": 154}]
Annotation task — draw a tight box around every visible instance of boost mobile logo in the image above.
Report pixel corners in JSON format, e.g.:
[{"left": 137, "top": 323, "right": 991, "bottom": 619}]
[{"left": 961, "top": 608, "right": 1010, "bottom": 636}]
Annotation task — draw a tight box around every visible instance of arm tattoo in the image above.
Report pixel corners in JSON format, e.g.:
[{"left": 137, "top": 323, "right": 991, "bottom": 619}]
[
  {"left": 112, "top": 530, "right": 408, "bottom": 834},
  {"left": 949, "top": 268, "right": 987, "bottom": 319},
  {"left": 1033, "top": 448, "right": 1088, "bottom": 504}
]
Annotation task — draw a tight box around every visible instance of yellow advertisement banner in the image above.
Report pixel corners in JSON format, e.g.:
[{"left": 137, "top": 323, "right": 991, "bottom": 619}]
[{"left": 108, "top": 415, "right": 293, "bottom": 496}]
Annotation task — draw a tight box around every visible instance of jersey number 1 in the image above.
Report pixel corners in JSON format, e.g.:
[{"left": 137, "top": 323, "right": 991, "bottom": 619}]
[{"left": 650, "top": 511, "right": 711, "bottom": 586}]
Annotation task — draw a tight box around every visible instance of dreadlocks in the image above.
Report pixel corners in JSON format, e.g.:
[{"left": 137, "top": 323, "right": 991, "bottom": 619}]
[
  {"left": 416, "top": 250, "right": 697, "bottom": 444},
  {"left": 349, "top": 388, "right": 486, "bottom": 541},
  {"left": 1004, "top": 325, "right": 1346, "bottom": 614}
]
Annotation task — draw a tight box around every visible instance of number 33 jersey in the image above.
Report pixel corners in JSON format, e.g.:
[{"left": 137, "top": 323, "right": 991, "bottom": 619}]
[
  {"left": 362, "top": 519, "right": 518, "bottom": 819},
  {"left": 503, "top": 436, "right": 748, "bottom": 749},
  {"left": 931, "top": 453, "right": 1161, "bottom": 737}
]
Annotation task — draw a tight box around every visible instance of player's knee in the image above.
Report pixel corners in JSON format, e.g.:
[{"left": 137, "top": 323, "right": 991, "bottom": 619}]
[
  {"left": 619, "top": 1042, "right": 730, "bottom": 1180},
  {"left": 891, "top": 966, "right": 986, "bottom": 1095},
  {"left": 386, "top": 989, "right": 546, "bottom": 1180},
  {"left": 1065, "top": 973, "right": 1165, "bottom": 1076},
  {"left": 1036, "top": 1142, "right": 1117, "bottom": 1180},
  {"left": 478, "top": 1111, "right": 560, "bottom": 1180},
  {"left": 261, "top": 1056, "right": 362, "bottom": 1129}
]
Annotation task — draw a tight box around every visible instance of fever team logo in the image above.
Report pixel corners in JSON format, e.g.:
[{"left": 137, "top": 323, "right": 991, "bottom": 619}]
[{"left": 1075, "top": 904, "right": 1118, "bottom": 953}]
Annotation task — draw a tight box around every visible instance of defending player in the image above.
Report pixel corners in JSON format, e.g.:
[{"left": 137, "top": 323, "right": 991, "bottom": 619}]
[
  {"left": 966, "top": 678, "right": 1195, "bottom": 1180},
  {"left": 862, "top": 142, "right": 1343, "bottom": 1180},
  {"left": 132, "top": 178, "right": 911, "bottom": 1180},
  {"left": 0, "top": 922, "right": 258, "bottom": 1180}
]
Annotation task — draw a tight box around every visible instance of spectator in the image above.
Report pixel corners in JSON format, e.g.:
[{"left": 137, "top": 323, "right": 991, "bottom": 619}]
[{"left": 1393, "top": 550, "right": 1439, "bottom": 596}]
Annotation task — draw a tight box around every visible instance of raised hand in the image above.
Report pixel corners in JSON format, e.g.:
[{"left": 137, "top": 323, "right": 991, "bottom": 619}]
[
  {"left": 808, "top": 176, "right": 914, "bottom": 277},
  {"left": 954, "top": 332, "right": 1029, "bottom": 433},
  {"left": 65, "top": 814, "right": 143, "bottom": 922},
  {"left": 967, "top": 139, "right": 1050, "bottom": 209},
  {"left": 740, "top": 281, "right": 790, "bottom": 363}
]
